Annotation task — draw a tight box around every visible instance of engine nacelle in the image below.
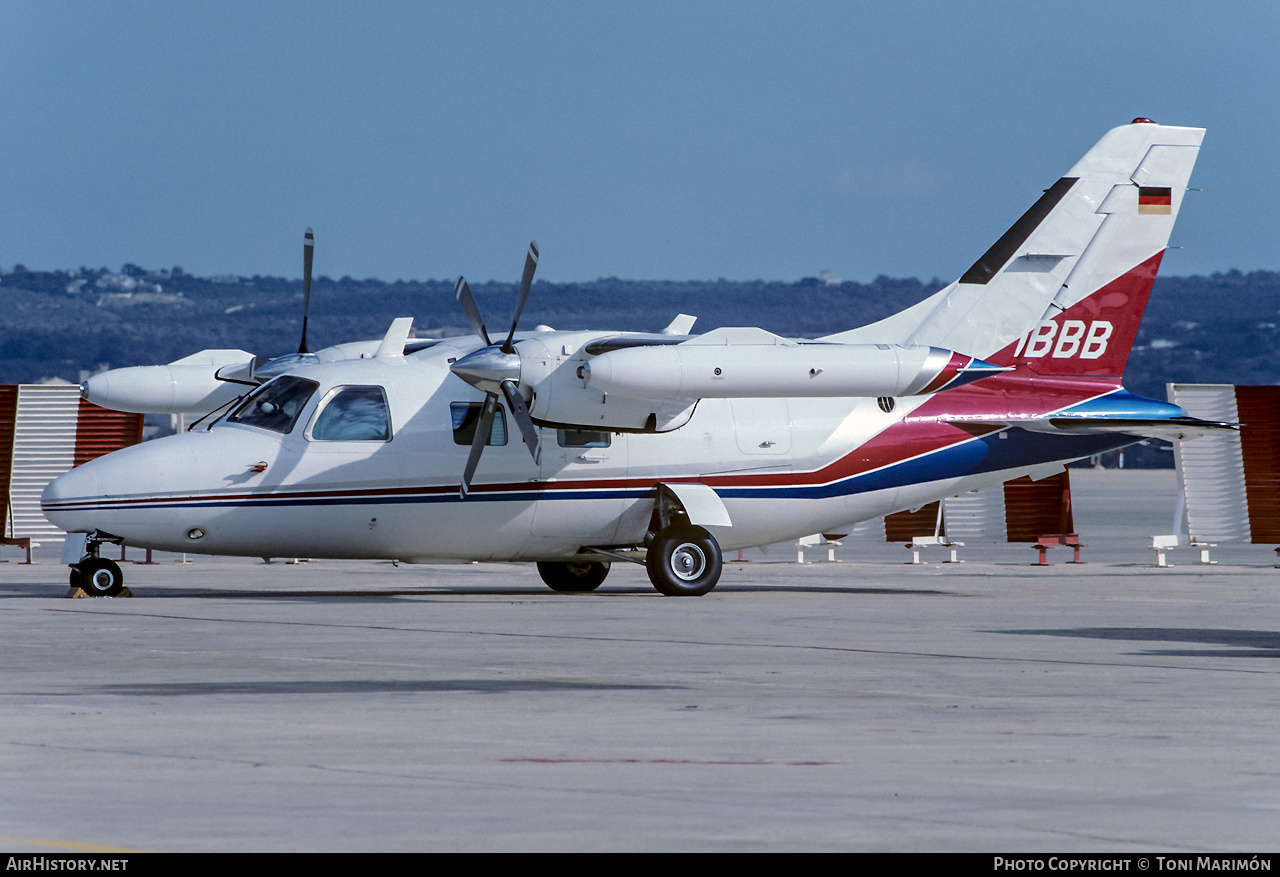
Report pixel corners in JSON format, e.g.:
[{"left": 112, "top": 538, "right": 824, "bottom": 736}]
[
  {"left": 581, "top": 339, "right": 1004, "bottom": 401},
  {"left": 512, "top": 329, "right": 1005, "bottom": 434}
]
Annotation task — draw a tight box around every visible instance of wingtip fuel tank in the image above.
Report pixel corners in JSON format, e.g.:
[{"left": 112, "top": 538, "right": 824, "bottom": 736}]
[{"left": 81, "top": 349, "right": 254, "bottom": 415}]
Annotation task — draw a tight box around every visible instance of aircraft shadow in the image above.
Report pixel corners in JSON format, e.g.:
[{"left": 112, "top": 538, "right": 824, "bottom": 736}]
[
  {"left": 4, "top": 584, "right": 963, "bottom": 600},
  {"left": 80, "top": 679, "right": 683, "bottom": 697},
  {"left": 210, "top": 584, "right": 955, "bottom": 599},
  {"left": 992, "top": 627, "right": 1280, "bottom": 658}
]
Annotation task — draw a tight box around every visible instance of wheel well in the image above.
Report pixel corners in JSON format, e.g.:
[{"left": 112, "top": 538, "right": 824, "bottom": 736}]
[{"left": 645, "top": 484, "right": 691, "bottom": 544}]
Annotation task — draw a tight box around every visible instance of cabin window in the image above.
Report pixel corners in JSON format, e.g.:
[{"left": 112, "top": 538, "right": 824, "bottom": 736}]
[
  {"left": 226, "top": 376, "right": 319, "bottom": 434},
  {"left": 557, "top": 429, "right": 611, "bottom": 448},
  {"left": 450, "top": 402, "right": 508, "bottom": 446},
  {"left": 308, "top": 386, "right": 392, "bottom": 442}
]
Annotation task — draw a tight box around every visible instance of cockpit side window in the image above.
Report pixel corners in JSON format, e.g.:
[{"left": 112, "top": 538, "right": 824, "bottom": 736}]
[
  {"left": 308, "top": 385, "right": 392, "bottom": 442},
  {"left": 226, "top": 376, "right": 319, "bottom": 434}
]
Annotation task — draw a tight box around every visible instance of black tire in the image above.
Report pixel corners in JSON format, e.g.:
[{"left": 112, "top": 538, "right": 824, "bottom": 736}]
[
  {"left": 77, "top": 558, "right": 125, "bottom": 597},
  {"left": 646, "top": 525, "right": 722, "bottom": 596},
  {"left": 537, "top": 560, "right": 610, "bottom": 592}
]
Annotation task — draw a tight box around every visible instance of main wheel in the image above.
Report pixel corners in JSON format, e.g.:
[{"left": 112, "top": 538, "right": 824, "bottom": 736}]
[
  {"left": 537, "top": 560, "right": 610, "bottom": 592},
  {"left": 77, "top": 558, "right": 125, "bottom": 597},
  {"left": 646, "top": 525, "right": 722, "bottom": 596}
]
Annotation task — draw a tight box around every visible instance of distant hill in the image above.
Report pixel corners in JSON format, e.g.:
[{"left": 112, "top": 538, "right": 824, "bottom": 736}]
[{"left": 2, "top": 264, "right": 1277, "bottom": 406}]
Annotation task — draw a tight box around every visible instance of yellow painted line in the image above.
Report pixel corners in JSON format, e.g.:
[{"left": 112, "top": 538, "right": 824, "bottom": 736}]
[{"left": 0, "top": 834, "right": 152, "bottom": 853}]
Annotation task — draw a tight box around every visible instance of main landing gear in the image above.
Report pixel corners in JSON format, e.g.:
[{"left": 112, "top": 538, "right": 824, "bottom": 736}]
[
  {"left": 641, "top": 485, "right": 724, "bottom": 596},
  {"left": 69, "top": 532, "right": 126, "bottom": 597},
  {"left": 558, "top": 523, "right": 725, "bottom": 597},
  {"left": 550, "top": 485, "right": 727, "bottom": 597},
  {"left": 645, "top": 524, "right": 722, "bottom": 596}
]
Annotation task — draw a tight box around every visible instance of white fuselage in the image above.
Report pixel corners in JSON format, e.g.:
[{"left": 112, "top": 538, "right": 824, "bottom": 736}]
[
  {"left": 44, "top": 331, "right": 1080, "bottom": 562},
  {"left": 42, "top": 121, "right": 1208, "bottom": 572}
]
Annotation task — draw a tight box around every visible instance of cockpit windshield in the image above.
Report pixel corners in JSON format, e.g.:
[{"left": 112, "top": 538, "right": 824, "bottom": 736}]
[{"left": 226, "top": 375, "right": 319, "bottom": 434}]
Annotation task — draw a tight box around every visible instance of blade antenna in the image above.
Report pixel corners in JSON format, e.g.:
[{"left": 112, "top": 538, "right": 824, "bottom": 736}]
[
  {"left": 299, "top": 228, "right": 314, "bottom": 355},
  {"left": 502, "top": 241, "right": 538, "bottom": 353}
]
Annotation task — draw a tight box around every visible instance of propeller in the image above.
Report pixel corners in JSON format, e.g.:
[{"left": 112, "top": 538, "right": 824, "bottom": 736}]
[
  {"left": 246, "top": 228, "right": 322, "bottom": 381},
  {"left": 451, "top": 242, "right": 542, "bottom": 497},
  {"left": 299, "top": 227, "right": 314, "bottom": 354}
]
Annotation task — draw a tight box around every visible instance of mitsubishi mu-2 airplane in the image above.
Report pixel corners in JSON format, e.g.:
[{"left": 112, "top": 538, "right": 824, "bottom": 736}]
[{"left": 43, "top": 119, "right": 1230, "bottom": 597}]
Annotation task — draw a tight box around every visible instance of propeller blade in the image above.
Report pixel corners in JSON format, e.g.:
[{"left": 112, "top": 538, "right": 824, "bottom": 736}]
[
  {"left": 502, "top": 241, "right": 538, "bottom": 353},
  {"left": 455, "top": 277, "right": 491, "bottom": 347},
  {"left": 460, "top": 393, "right": 497, "bottom": 498},
  {"left": 500, "top": 379, "right": 540, "bottom": 464},
  {"left": 299, "top": 228, "right": 314, "bottom": 355}
]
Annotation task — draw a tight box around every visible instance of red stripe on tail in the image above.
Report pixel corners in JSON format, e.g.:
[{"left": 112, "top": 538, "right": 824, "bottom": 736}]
[{"left": 988, "top": 251, "right": 1164, "bottom": 381}]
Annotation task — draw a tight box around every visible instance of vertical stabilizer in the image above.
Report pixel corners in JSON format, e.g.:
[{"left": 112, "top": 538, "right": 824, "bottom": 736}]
[{"left": 826, "top": 120, "right": 1203, "bottom": 381}]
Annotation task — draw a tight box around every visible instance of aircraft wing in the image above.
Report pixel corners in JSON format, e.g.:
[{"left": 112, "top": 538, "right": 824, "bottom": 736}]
[{"left": 581, "top": 334, "right": 693, "bottom": 355}]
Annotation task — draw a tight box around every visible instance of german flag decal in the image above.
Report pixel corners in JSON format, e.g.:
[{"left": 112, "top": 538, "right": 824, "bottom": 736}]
[{"left": 1138, "top": 186, "right": 1172, "bottom": 214}]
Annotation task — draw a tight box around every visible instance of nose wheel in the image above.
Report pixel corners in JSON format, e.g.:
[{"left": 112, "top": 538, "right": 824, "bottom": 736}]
[{"left": 73, "top": 557, "right": 125, "bottom": 597}]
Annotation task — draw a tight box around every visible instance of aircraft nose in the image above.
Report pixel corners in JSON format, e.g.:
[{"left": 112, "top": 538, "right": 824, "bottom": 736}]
[
  {"left": 41, "top": 433, "right": 202, "bottom": 538},
  {"left": 41, "top": 462, "right": 102, "bottom": 533}
]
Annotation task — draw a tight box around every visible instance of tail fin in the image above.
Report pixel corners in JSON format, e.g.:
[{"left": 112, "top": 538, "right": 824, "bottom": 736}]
[{"left": 825, "top": 119, "right": 1204, "bottom": 380}]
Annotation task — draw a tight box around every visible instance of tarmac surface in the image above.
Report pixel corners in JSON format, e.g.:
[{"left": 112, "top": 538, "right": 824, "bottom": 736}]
[{"left": 2, "top": 469, "right": 1279, "bottom": 852}]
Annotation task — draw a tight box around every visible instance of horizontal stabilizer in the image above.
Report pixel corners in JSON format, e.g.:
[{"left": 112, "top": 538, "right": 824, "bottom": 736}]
[{"left": 942, "top": 415, "right": 1237, "bottom": 442}]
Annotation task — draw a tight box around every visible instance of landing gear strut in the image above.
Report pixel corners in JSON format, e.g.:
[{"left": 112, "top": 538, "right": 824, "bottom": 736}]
[{"left": 70, "top": 532, "right": 126, "bottom": 597}]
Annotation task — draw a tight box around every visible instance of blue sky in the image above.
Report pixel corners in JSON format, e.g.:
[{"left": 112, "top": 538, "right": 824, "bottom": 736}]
[{"left": 2, "top": 1, "right": 1276, "bottom": 283}]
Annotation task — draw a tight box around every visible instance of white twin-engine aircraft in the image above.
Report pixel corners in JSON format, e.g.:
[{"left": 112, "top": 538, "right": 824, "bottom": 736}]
[{"left": 44, "top": 119, "right": 1232, "bottom": 597}]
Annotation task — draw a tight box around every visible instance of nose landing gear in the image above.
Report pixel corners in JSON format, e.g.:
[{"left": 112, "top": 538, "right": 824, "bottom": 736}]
[{"left": 69, "top": 532, "right": 128, "bottom": 597}]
